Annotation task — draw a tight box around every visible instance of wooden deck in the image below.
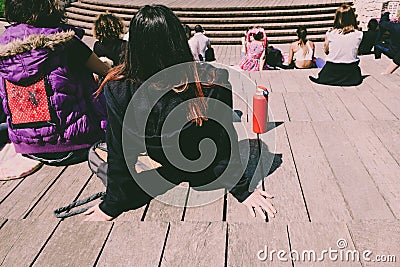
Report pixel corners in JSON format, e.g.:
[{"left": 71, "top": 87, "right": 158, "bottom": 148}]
[{"left": 1, "top": 43, "right": 400, "bottom": 266}]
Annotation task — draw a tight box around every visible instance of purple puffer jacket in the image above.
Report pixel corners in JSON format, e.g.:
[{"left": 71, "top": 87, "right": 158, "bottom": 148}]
[{"left": 0, "top": 24, "right": 106, "bottom": 154}]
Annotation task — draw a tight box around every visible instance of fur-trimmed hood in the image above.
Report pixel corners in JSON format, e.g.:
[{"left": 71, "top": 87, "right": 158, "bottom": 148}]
[
  {"left": 0, "top": 30, "right": 75, "bottom": 57},
  {"left": 0, "top": 24, "right": 78, "bottom": 84}
]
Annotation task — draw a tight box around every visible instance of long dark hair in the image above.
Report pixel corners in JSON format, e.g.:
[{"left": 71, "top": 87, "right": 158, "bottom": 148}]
[
  {"left": 98, "top": 5, "right": 208, "bottom": 125},
  {"left": 296, "top": 26, "right": 308, "bottom": 57},
  {"left": 5, "top": 0, "right": 66, "bottom": 28}
]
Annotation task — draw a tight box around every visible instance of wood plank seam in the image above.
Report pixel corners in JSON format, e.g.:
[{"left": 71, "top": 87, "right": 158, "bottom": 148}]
[
  {"left": 310, "top": 124, "right": 355, "bottom": 220},
  {"left": 70, "top": 173, "right": 96, "bottom": 203},
  {"left": 339, "top": 123, "right": 398, "bottom": 219},
  {"left": 21, "top": 166, "right": 68, "bottom": 219},
  {"left": 93, "top": 222, "right": 115, "bottom": 266},
  {"left": 344, "top": 222, "right": 363, "bottom": 257},
  {"left": 0, "top": 218, "right": 7, "bottom": 229},
  {"left": 284, "top": 125, "right": 311, "bottom": 222},
  {"left": 139, "top": 203, "right": 150, "bottom": 221},
  {"left": 224, "top": 223, "right": 229, "bottom": 267},
  {"left": 281, "top": 94, "right": 292, "bottom": 121},
  {"left": 180, "top": 186, "right": 191, "bottom": 221},
  {"left": 0, "top": 179, "right": 25, "bottom": 205},
  {"left": 285, "top": 224, "right": 296, "bottom": 267},
  {"left": 158, "top": 222, "right": 172, "bottom": 267},
  {"left": 28, "top": 220, "right": 62, "bottom": 266},
  {"left": 366, "top": 89, "right": 400, "bottom": 120},
  {"left": 369, "top": 123, "right": 400, "bottom": 168},
  {"left": 333, "top": 91, "right": 356, "bottom": 120},
  {"left": 222, "top": 190, "right": 227, "bottom": 222}
]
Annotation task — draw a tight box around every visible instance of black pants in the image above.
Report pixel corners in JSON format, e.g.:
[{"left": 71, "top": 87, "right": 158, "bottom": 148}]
[{"left": 375, "top": 44, "right": 400, "bottom": 66}]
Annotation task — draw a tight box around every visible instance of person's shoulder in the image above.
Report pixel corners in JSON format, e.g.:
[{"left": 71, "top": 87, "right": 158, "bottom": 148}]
[
  {"left": 353, "top": 30, "right": 364, "bottom": 38},
  {"left": 104, "top": 79, "right": 138, "bottom": 110},
  {"left": 197, "top": 63, "right": 229, "bottom": 84},
  {"left": 93, "top": 40, "right": 101, "bottom": 48}
]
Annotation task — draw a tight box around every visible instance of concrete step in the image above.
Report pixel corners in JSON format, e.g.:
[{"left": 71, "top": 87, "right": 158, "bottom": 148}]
[
  {"left": 78, "top": 0, "right": 351, "bottom": 11},
  {"left": 68, "top": 2, "right": 338, "bottom": 17},
  {"left": 66, "top": 19, "right": 326, "bottom": 45},
  {"left": 66, "top": 15, "right": 333, "bottom": 32},
  {"left": 66, "top": 10, "right": 334, "bottom": 24},
  {"left": 65, "top": 0, "right": 351, "bottom": 45}
]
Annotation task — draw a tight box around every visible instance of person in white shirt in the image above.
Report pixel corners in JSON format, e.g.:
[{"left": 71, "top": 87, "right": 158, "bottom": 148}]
[
  {"left": 188, "top": 25, "right": 211, "bottom": 61},
  {"left": 309, "top": 4, "right": 363, "bottom": 86}
]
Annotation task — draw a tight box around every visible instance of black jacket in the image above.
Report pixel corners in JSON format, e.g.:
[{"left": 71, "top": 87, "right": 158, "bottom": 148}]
[
  {"left": 99, "top": 65, "right": 252, "bottom": 217},
  {"left": 94, "top": 39, "right": 126, "bottom": 66},
  {"left": 380, "top": 12, "right": 400, "bottom": 60}
]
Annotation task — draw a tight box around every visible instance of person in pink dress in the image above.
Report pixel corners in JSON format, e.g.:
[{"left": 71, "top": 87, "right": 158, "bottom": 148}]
[{"left": 239, "top": 28, "right": 267, "bottom": 71}]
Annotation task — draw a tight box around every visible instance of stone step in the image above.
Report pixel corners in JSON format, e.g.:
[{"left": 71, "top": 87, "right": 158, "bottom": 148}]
[
  {"left": 66, "top": 19, "right": 326, "bottom": 45},
  {"left": 66, "top": 7, "right": 334, "bottom": 24},
  {"left": 66, "top": 16, "right": 333, "bottom": 32},
  {"left": 78, "top": 0, "right": 351, "bottom": 11},
  {"left": 68, "top": 2, "right": 338, "bottom": 17},
  {"left": 65, "top": 0, "right": 349, "bottom": 45}
]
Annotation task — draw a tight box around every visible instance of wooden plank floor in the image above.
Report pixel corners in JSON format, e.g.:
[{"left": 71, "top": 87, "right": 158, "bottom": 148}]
[{"left": 0, "top": 44, "right": 400, "bottom": 265}]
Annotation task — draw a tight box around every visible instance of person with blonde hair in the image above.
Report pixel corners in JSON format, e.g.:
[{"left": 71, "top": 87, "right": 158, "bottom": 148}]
[
  {"left": 93, "top": 13, "right": 127, "bottom": 66},
  {"left": 309, "top": 4, "right": 363, "bottom": 86},
  {"left": 287, "top": 26, "right": 315, "bottom": 68}
]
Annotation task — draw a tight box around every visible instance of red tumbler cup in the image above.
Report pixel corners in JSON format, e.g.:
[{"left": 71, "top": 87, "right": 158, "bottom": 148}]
[{"left": 253, "top": 85, "right": 269, "bottom": 134}]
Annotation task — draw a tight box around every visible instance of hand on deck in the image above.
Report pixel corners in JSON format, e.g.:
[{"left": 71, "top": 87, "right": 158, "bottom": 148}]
[
  {"left": 242, "top": 189, "right": 277, "bottom": 220},
  {"left": 83, "top": 204, "right": 113, "bottom": 221}
]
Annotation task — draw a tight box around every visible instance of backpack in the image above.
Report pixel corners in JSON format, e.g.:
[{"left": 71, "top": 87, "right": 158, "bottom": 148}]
[
  {"left": 266, "top": 46, "right": 283, "bottom": 67},
  {"left": 205, "top": 47, "right": 216, "bottom": 61}
]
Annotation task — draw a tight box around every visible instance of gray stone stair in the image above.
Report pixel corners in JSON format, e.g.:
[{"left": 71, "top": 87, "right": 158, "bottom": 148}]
[{"left": 65, "top": 0, "right": 354, "bottom": 44}]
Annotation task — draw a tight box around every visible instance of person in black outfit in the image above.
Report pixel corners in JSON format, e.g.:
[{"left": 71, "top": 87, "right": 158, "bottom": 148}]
[
  {"left": 358, "top": 19, "right": 379, "bottom": 55},
  {"left": 84, "top": 5, "right": 277, "bottom": 221},
  {"left": 93, "top": 13, "right": 127, "bottom": 66},
  {"left": 376, "top": 10, "right": 400, "bottom": 74}
]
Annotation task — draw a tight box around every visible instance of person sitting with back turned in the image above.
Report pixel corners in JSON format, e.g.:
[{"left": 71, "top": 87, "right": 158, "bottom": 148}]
[
  {"left": 358, "top": 19, "right": 379, "bottom": 55},
  {"left": 376, "top": 10, "right": 400, "bottom": 74},
  {"left": 83, "top": 5, "right": 277, "bottom": 221},
  {"left": 188, "top": 24, "right": 211, "bottom": 61},
  {"left": 0, "top": 0, "right": 109, "bottom": 165},
  {"left": 93, "top": 12, "right": 127, "bottom": 66},
  {"left": 309, "top": 4, "right": 363, "bottom": 86},
  {"left": 239, "top": 28, "right": 267, "bottom": 71},
  {"left": 287, "top": 26, "right": 315, "bottom": 69}
]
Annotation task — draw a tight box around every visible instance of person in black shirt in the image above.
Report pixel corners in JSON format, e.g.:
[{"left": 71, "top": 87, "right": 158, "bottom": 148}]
[
  {"left": 93, "top": 13, "right": 127, "bottom": 66},
  {"left": 358, "top": 19, "right": 379, "bottom": 55},
  {"left": 376, "top": 10, "right": 400, "bottom": 74},
  {"left": 84, "top": 5, "right": 277, "bottom": 221}
]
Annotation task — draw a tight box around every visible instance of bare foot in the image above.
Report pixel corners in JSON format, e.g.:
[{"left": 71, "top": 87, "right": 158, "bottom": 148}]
[{"left": 83, "top": 204, "right": 113, "bottom": 221}]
